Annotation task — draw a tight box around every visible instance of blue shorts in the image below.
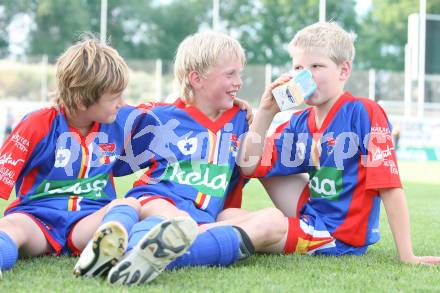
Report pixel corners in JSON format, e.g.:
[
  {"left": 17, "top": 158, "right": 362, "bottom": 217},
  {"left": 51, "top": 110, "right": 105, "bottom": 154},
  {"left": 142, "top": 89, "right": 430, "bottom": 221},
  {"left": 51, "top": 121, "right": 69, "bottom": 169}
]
[{"left": 5, "top": 205, "right": 99, "bottom": 255}]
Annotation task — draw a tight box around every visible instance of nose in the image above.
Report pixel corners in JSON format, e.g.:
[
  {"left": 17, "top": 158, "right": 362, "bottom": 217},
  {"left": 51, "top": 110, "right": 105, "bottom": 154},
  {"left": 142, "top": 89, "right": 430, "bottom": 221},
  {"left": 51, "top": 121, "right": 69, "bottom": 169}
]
[{"left": 234, "top": 74, "right": 242, "bottom": 88}]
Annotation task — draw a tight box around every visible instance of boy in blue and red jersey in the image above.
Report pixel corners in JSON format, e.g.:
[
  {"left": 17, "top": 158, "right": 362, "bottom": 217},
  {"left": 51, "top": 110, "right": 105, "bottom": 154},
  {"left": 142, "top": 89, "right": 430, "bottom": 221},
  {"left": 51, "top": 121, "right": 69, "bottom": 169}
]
[
  {"left": 239, "top": 22, "right": 440, "bottom": 264},
  {"left": 76, "top": 31, "right": 288, "bottom": 286},
  {"left": 0, "top": 36, "right": 142, "bottom": 278}
]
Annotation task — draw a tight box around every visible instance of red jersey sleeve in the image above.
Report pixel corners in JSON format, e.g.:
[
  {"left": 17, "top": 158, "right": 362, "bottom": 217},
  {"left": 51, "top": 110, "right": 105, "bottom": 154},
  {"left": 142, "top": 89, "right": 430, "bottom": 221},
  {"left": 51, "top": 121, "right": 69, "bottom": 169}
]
[
  {"left": 0, "top": 108, "right": 55, "bottom": 199},
  {"left": 358, "top": 99, "right": 402, "bottom": 190}
]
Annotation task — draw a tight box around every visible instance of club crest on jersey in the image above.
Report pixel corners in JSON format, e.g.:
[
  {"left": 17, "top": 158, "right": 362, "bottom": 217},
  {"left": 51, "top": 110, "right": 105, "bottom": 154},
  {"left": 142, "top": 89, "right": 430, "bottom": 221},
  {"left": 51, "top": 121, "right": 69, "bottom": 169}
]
[
  {"left": 326, "top": 137, "right": 336, "bottom": 155},
  {"left": 229, "top": 134, "right": 240, "bottom": 157},
  {"left": 54, "top": 148, "right": 71, "bottom": 168},
  {"left": 98, "top": 143, "right": 116, "bottom": 164},
  {"left": 177, "top": 137, "right": 198, "bottom": 155}
]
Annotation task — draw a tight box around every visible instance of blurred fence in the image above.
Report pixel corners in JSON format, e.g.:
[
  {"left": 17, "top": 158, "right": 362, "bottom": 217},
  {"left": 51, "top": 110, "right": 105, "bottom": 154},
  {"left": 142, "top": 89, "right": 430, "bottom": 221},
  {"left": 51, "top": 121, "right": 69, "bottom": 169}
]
[{"left": 1, "top": 57, "right": 440, "bottom": 154}]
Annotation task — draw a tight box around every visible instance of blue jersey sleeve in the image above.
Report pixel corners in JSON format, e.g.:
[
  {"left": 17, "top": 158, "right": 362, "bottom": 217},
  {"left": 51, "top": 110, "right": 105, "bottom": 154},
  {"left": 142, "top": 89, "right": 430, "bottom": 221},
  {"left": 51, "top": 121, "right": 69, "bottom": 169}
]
[
  {"left": 252, "top": 113, "right": 310, "bottom": 178},
  {"left": 113, "top": 107, "right": 161, "bottom": 176}
]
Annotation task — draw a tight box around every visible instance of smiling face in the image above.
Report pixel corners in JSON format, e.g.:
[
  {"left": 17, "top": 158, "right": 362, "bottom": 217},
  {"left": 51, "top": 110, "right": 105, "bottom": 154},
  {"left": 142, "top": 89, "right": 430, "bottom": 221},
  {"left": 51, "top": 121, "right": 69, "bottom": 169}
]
[
  {"left": 290, "top": 47, "right": 351, "bottom": 109},
  {"left": 194, "top": 53, "right": 243, "bottom": 114}
]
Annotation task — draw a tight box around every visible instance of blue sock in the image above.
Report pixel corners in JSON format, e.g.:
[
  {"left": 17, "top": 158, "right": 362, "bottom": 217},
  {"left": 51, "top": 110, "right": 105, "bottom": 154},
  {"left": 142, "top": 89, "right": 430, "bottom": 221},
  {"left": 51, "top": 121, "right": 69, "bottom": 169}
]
[
  {"left": 0, "top": 231, "right": 19, "bottom": 270},
  {"left": 101, "top": 205, "right": 139, "bottom": 233},
  {"left": 167, "top": 225, "right": 240, "bottom": 269},
  {"left": 127, "top": 216, "right": 165, "bottom": 251}
]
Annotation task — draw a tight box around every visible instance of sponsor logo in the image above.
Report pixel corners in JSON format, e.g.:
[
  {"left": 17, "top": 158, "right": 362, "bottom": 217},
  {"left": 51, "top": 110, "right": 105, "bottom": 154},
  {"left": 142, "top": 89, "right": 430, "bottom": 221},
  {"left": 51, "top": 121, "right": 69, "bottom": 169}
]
[
  {"left": 372, "top": 145, "right": 394, "bottom": 162},
  {"left": 309, "top": 167, "right": 342, "bottom": 201},
  {"left": 163, "top": 160, "right": 232, "bottom": 197},
  {"left": 0, "top": 166, "right": 15, "bottom": 187},
  {"left": 177, "top": 137, "right": 198, "bottom": 155},
  {"left": 31, "top": 174, "right": 110, "bottom": 200},
  {"left": 383, "top": 159, "right": 399, "bottom": 175},
  {"left": 10, "top": 132, "right": 30, "bottom": 152},
  {"left": 54, "top": 148, "right": 71, "bottom": 168},
  {"left": 98, "top": 143, "right": 116, "bottom": 164},
  {"left": 0, "top": 153, "right": 25, "bottom": 167}
]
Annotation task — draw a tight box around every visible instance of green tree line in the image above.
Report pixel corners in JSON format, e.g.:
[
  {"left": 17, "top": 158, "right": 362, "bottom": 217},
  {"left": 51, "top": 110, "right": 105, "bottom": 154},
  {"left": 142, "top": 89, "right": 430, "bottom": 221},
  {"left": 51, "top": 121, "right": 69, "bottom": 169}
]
[{"left": 1, "top": 0, "right": 439, "bottom": 70}]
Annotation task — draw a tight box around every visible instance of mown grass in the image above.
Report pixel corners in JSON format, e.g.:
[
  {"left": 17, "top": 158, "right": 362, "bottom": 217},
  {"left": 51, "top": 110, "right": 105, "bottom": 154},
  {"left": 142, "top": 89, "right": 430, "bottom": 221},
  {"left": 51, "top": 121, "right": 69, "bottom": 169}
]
[{"left": 1, "top": 162, "right": 439, "bottom": 292}]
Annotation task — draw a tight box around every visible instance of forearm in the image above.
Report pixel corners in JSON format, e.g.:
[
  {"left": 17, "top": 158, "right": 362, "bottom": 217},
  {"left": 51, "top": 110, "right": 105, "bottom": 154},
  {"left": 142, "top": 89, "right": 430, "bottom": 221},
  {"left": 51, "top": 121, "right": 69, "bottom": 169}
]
[
  {"left": 238, "top": 109, "right": 276, "bottom": 175},
  {"left": 380, "top": 188, "right": 414, "bottom": 262}
]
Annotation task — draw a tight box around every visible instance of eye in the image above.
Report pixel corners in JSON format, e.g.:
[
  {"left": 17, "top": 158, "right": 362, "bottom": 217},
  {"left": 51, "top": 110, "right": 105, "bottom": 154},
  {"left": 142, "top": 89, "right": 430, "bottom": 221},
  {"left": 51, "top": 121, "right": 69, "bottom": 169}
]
[
  {"left": 293, "top": 65, "right": 303, "bottom": 71},
  {"left": 311, "top": 64, "right": 323, "bottom": 69}
]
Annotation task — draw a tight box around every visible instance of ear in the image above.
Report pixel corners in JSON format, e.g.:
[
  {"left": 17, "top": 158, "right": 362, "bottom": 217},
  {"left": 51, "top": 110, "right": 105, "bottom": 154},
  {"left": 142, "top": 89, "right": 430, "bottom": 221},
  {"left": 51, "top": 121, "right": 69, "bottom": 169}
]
[
  {"left": 188, "top": 70, "right": 204, "bottom": 90},
  {"left": 76, "top": 98, "right": 88, "bottom": 111},
  {"left": 339, "top": 60, "right": 352, "bottom": 81}
]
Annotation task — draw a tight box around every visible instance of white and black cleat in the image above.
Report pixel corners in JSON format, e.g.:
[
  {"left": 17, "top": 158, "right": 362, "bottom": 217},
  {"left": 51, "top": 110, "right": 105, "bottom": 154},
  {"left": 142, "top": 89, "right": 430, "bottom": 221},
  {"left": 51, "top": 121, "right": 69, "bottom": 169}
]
[
  {"left": 107, "top": 217, "right": 198, "bottom": 286},
  {"left": 73, "top": 221, "right": 127, "bottom": 278}
]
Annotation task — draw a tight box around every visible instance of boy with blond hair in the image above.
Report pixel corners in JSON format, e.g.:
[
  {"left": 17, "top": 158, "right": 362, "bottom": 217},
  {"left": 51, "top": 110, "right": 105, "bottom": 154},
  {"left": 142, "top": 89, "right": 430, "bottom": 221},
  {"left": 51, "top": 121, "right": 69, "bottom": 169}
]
[
  {"left": 0, "top": 36, "right": 143, "bottom": 278},
  {"left": 239, "top": 21, "right": 440, "bottom": 263},
  {"left": 80, "top": 31, "right": 288, "bottom": 286}
]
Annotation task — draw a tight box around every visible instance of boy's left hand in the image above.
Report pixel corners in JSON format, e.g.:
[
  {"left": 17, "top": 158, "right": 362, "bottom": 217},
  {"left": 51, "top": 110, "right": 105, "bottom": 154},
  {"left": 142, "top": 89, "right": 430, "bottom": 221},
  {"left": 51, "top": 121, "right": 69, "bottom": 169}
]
[{"left": 233, "top": 98, "right": 254, "bottom": 124}]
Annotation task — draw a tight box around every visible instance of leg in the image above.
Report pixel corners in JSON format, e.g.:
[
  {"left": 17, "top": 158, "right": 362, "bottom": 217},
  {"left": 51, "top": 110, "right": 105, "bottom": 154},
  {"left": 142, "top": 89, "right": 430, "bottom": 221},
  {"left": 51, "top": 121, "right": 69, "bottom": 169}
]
[
  {"left": 205, "top": 207, "right": 288, "bottom": 253},
  {"left": 73, "top": 198, "right": 140, "bottom": 277},
  {"left": 138, "top": 197, "right": 190, "bottom": 220},
  {"left": 0, "top": 213, "right": 50, "bottom": 272},
  {"left": 260, "top": 173, "right": 308, "bottom": 217},
  {"left": 71, "top": 197, "right": 141, "bottom": 250}
]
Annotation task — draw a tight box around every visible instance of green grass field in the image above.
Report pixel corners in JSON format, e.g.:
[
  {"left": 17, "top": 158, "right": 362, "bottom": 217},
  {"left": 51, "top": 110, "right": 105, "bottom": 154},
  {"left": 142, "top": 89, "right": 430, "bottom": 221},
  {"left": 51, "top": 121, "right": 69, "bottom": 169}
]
[{"left": 1, "top": 161, "right": 439, "bottom": 292}]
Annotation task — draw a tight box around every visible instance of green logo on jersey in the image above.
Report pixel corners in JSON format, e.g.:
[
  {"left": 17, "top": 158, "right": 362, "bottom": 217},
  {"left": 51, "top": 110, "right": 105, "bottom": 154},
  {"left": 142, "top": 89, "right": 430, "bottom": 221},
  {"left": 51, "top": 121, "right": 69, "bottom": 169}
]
[
  {"left": 31, "top": 173, "right": 110, "bottom": 200},
  {"left": 309, "top": 167, "right": 342, "bottom": 201},
  {"left": 163, "top": 161, "right": 232, "bottom": 198}
]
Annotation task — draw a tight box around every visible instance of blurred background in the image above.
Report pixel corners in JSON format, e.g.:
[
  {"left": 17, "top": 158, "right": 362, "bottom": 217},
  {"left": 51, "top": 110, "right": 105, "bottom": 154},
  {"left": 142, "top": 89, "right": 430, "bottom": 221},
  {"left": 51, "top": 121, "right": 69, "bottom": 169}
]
[{"left": 0, "top": 0, "right": 439, "bottom": 161}]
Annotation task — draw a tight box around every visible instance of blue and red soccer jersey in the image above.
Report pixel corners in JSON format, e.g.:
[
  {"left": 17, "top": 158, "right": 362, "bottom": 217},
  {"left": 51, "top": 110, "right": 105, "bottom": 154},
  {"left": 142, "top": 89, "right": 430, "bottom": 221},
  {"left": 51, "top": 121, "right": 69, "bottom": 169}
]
[
  {"left": 118, "top": 98, "right": 248, "bottom": 224},
  {"left": 253, "top": 92, "right": 401, "bottom": 249},
  {"left": 0, "top": 105, "right": 143, "bottom": 253}
]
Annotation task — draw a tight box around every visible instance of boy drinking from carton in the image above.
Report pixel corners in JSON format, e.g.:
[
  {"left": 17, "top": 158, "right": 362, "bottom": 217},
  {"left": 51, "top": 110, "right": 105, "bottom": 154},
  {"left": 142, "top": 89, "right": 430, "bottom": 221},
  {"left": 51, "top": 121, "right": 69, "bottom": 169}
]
[{"left": 239, "top": 21, "right": 440, "bottom": 264}]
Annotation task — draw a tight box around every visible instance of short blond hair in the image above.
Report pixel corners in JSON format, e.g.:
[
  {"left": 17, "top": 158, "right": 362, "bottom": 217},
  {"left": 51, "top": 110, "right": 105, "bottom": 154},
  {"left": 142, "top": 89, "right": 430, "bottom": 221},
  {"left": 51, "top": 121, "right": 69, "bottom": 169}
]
[
  {"left": 173, "top": 31, "right": 246, "bottom": 102},
  {"left": 54, "top": 34, "right": 128, "bottom": 112},
  {"left": 288, "top": 21, "right": 356, "bottom": 65}
]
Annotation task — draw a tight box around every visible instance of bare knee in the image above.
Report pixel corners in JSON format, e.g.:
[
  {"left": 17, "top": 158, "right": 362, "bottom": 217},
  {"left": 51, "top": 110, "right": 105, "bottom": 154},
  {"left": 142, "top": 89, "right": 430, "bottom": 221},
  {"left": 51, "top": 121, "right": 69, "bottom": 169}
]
[
  {"left": 140, "top": 199, "right": 190, "bottom": 220},
  {"left": 216, "top": 208, "right": 246, "bottom": 221},
  {"left": 0, "top": 214, "right": 43, "bottom": 249},
  {"left": 255, "top": 208, "right": 287, "bottom": 240}
]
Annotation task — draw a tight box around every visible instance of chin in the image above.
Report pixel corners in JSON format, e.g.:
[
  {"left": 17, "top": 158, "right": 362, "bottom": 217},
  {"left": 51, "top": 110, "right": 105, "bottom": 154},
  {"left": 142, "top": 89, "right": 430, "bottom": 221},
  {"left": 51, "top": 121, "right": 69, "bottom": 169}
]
[{"left": 102, "top": 116, "right": 117, "bottom": 124}]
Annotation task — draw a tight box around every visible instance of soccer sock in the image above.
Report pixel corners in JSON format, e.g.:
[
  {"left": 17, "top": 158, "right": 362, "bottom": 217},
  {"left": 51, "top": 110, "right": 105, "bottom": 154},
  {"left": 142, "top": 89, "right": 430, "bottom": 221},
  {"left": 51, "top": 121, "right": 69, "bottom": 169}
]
[
  {"left": 101, "top": 204, "right": 139, "bottom": 234},
  {"left": 0, "top": 231, "right": 19, "bottom": 270},
  {"left": 232, "top": 226, "right": 255, "bottom": 260},
  {"left": 127, "top": 216, "right": 165, "bottom": 252},
  {"left": 167, "top": 225, "right": 241, "bottom": 270}
]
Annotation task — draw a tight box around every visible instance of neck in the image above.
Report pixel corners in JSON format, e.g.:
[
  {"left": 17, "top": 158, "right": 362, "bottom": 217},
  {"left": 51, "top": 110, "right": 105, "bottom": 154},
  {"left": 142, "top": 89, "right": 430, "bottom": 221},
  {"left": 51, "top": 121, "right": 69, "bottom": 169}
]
[
  {"left": 65, "top": 108, "right": 93, "bottom": 136},
  {"left": 314, "top": 91, "right": 343, "bottom": 129},
  {"left": 189, "top": 97, "right": 223, "bottom": 121}
]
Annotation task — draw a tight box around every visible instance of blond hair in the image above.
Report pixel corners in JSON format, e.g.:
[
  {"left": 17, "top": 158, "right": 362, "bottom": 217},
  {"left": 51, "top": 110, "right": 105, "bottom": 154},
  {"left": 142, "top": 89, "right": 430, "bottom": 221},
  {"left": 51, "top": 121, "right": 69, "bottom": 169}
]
[
  {"left": 54, "top": 34, "right": 128, "bottom": 112},
  {"left": 173, "top": 31, "right": 246, "bottom": 102},
  {"left": 288, "top": 21, "right": 356, "bottom": 65}
]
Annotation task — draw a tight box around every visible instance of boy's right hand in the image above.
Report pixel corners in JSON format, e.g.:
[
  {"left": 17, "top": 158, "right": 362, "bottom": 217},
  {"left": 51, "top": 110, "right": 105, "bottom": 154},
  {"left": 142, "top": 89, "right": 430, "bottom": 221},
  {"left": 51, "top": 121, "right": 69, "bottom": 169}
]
[
  {"left": 259, "top": 74, "right": 292, "bottom": 114},
  {"left": 401, "top": 255, "right": 440, "bottom": 266}
]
